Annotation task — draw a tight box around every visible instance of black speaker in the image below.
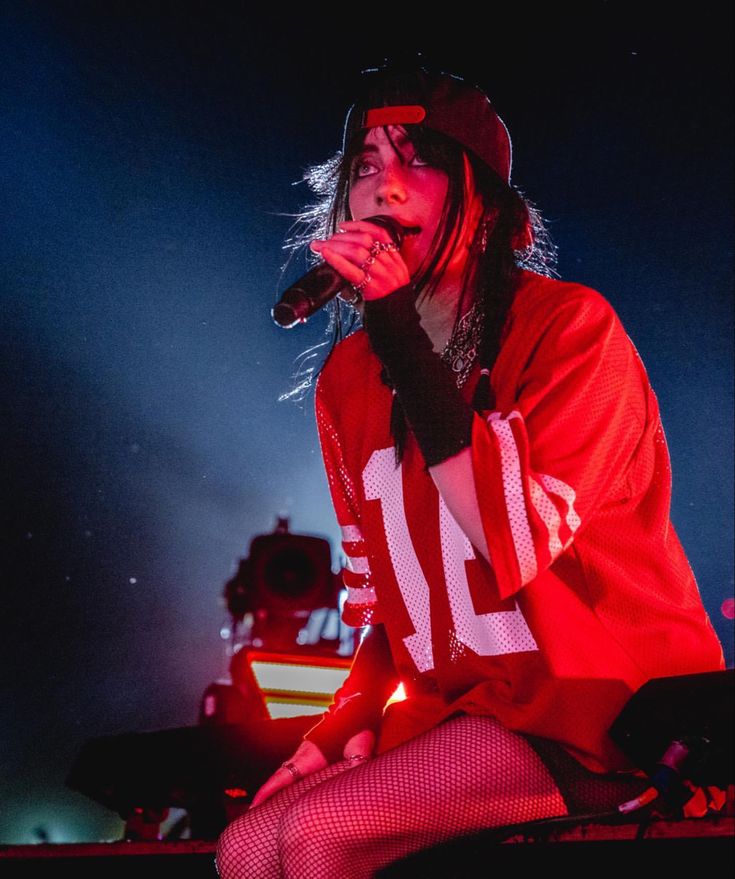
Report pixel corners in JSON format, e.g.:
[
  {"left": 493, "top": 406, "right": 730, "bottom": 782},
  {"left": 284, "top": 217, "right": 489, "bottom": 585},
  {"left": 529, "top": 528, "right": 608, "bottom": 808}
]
[
  {"left": 608, "top": 669, "right": 734, "bottom": 786},
  {"left": 66, "top": 716, "right": 315, "bottom": 838}
]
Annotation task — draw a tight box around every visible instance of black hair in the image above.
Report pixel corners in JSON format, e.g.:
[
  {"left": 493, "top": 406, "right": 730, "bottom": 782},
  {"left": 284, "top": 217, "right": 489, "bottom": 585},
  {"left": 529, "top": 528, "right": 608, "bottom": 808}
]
[{"left": 280, "top": 124, "right": 557, "bottom": 459}]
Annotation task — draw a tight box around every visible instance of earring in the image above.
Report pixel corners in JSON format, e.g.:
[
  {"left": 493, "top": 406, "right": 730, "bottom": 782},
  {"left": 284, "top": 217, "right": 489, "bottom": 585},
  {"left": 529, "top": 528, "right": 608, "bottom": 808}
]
[{"left": 480, "top": 220, "right": 489, "bottom": 253}]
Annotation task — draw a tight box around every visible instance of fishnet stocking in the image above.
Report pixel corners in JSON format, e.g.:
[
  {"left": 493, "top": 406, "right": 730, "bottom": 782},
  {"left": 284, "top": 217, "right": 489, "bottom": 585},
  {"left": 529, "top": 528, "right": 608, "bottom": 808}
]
[
  {"left": 216, "top": 759, "right": 354, "bottom": 879},
  {"left": 216, "top": 714, "right": 647, "bottom": 879}
]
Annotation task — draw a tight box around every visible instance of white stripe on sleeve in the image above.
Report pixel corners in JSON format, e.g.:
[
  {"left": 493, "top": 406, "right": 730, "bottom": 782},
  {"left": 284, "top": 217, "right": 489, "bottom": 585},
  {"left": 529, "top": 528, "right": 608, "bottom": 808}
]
[{"left": 487, "top": 411, "right": 538, "bottom": 584}]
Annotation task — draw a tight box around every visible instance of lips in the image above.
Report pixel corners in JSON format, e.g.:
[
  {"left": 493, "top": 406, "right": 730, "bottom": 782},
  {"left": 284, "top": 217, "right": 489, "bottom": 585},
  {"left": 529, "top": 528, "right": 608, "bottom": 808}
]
[{"left": 374, "top": 216, "right": 421, "bottom": 236}]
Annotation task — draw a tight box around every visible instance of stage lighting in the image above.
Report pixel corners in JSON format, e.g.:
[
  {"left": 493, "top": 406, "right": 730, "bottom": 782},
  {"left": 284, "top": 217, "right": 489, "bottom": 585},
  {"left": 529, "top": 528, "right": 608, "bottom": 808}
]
[{"left": 223, "top": 516, "right": 337, "bottom": 618}]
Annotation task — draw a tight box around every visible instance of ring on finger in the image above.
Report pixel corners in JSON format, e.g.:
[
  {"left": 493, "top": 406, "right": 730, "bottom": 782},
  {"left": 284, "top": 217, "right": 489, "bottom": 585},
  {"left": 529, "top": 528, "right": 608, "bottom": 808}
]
[
  {"left": 354, "top": 240, "right": 398, "bottom": 294},
  {"left": 369, "top": 240, "right": 398, "bottom": 258},
  {"left": 281, "top": 761, "right": 302, "bottom": 780},
  {"left": 359, "top": 241, "right": 396, "bottom": 278},
  {"left": 353, "top": 270, "right": 371, "bottom": 293}
]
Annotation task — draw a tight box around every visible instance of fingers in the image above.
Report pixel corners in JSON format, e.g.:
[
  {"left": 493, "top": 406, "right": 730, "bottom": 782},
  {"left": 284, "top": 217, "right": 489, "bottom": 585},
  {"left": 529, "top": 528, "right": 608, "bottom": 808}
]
[
  {"left": 310, "top": 219, "right": 398, "bottom": 256},
  {"left": 249, "top": 766, "right": 294, "bottom": 809},
  {"left": 337, "top": 219, "right": 397, "bottom": 242},
  {"left": 249, "top": 732, "right": 375, "bottom": 811},
  {"left": 248, "top": 760, "right": 309, "bottom": 810},
  {"left": 312, "top": 244, "right": 365, "bottom": 288},
  {"left": 342, "top": 729, "right": 376, "bottom": 765},
  {"left": 310, "top": 236, "right": 372, "bottom": 269},
  {"left": 249, "top": 775, "right": 284, "bottom": 809},
  {"left": 249, "top": 740, "right": 329, "bottom": 810},
  {"left": 309, "top": 221, "right": 400, "bottom": 269},
  {"left": 309, "top": 230, "right": 388, "bottom": 264},
  {"left": 310, "top": 231, "right": 410, "bottom": 301},
  {"left": 248, "top": 740, "right": 328, "bottom": 810}
]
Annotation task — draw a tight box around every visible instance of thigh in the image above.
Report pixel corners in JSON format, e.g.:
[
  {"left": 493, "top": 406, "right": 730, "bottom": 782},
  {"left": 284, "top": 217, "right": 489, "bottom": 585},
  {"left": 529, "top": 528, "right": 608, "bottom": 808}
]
[{"left": 276, "top": 714, "right": 568, "bottom": 879}]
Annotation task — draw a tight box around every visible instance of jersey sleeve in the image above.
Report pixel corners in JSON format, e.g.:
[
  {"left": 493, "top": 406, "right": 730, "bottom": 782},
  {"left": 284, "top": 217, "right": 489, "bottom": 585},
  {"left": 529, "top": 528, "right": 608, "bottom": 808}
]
[
  {"left": 315, "top": 373, "right": 383, "bottom": 626},
  {"left": 471, "top": 288, "right": 650, "bottom": 600}
]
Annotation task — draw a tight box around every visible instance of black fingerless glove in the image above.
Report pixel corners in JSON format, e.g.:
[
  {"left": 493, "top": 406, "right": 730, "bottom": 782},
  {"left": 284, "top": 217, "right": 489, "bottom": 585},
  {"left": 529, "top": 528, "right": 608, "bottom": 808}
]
[
  {"left": 303, "top": 625, "right": 399, "bottom": 763},
  {"left": 362, "top": 286, "right": 475, "bottom": 468},
  {"left": 303, "top": 689, "right": 387, "bottom": 764}
]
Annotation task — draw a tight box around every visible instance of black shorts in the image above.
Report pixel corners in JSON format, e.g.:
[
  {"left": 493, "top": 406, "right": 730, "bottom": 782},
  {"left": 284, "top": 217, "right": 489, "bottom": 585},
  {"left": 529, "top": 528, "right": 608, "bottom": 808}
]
[{"left": 525, "top": 734, "right": 650, "bottom": 816}]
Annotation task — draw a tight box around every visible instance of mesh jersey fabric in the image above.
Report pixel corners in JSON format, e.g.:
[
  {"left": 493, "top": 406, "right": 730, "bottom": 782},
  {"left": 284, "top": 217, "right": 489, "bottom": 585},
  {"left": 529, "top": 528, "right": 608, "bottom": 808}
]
[{"left": 309, "top": 269, "right": 724, "bottom": 773}]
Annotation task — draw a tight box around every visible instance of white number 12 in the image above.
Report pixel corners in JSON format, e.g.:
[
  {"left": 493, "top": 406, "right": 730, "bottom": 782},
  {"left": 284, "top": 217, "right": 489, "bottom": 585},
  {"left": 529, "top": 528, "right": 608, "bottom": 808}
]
[{"left": 363, "top": 448, "right": 538, "bottom": 674}]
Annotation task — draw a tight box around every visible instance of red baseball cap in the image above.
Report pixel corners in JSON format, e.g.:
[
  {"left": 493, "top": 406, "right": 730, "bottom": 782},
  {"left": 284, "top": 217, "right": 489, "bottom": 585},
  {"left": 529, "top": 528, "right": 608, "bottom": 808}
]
[{"left": 342, "top": 66, "right": 512, "bottom": 184}]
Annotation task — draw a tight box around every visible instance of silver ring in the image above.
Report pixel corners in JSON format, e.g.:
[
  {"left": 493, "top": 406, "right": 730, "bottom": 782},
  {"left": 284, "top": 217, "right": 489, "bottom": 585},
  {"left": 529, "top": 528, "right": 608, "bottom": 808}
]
[
  {"left": 345, "top": 754, "right": 368, "bottom": 763},
  {"left": 281, "top": 761, "right": 302, "bottom": 780},
  {"left": 369, "top": 240, "right": 397, "bottom": 258},
  {"left": 353, "top": 270, "right": 372, "bottom": 293},
  {"left": 354, "top": 240, "right": 397, "bottom": 294}
]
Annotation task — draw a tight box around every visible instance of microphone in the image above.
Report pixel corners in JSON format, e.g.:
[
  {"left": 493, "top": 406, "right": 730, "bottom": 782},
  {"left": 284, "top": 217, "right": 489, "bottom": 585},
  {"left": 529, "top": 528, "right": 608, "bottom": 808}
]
[{"left": 271, "top": 215, "right": 420, "bottom": 328}]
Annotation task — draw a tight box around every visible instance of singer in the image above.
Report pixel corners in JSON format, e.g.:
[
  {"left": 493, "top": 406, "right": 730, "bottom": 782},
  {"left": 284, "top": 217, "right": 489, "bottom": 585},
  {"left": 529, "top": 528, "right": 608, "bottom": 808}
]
[{"left": 217, "top": 65, "right": 724, "bottom": 879}]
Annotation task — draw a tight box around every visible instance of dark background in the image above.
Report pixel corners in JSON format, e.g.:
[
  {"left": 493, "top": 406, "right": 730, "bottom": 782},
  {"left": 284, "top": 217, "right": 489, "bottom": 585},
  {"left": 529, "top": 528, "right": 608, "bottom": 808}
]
[{"left": 1, "top": 0, "right": 732, "bottom": 844}]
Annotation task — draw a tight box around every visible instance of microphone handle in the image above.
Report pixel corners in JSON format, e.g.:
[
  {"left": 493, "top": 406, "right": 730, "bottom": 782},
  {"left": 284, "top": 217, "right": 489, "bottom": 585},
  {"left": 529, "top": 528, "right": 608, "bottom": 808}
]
[{"left": 272, "top": 215, "right": 410, "bottom": 328}]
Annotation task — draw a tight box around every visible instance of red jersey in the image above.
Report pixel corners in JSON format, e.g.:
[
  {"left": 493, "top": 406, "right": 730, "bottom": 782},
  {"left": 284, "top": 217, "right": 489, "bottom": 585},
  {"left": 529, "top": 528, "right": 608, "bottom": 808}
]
[{"left": 315, "top": 270, "right": 724, "bottom": 772}]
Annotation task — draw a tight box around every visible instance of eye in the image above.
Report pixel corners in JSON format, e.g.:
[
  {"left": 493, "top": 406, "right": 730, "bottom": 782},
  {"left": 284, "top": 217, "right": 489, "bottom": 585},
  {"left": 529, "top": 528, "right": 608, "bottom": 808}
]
[
  {"left": 409, "top": 152, "right": 429, "bottom": 167},
  {"left": 352, "top": 158, "right": 377, "bottom": 180}
]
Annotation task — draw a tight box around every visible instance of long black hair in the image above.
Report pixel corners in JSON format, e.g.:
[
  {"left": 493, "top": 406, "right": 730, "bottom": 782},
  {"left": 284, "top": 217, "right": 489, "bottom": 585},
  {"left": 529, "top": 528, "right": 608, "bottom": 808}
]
[{"left": 280, "top": 124, "right": 557, "bottom": 458}]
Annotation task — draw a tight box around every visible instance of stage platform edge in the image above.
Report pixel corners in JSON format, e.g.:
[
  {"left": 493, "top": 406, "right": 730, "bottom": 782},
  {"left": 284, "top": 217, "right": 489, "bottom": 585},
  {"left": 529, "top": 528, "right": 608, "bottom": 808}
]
[{"left": 0, "top": 816, "right": 731, "bottom": 877}]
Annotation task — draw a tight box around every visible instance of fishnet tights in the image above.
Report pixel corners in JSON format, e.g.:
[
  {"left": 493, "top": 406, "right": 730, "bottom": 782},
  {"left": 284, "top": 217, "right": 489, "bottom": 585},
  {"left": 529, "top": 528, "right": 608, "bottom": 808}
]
[{"left": 217, "top": 714, "right": 572, "bottom": 879}]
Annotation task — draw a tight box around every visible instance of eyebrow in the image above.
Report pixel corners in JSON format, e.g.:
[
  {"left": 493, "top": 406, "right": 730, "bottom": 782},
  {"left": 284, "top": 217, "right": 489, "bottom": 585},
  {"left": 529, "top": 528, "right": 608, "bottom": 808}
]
[{"left": 354, "top": 136, "right": 413, "bottom": 159}]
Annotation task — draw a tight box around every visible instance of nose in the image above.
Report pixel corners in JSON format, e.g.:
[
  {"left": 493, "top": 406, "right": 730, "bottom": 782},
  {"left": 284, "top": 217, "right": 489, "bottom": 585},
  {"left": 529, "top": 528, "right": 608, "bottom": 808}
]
[{"left": 375, "top": 164, "right": 408, "bottom": 206}]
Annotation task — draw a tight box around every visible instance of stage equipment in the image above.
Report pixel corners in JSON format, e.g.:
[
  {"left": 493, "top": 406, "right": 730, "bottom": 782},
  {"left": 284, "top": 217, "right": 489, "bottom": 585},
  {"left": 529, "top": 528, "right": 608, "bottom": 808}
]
[
  {"left": 609, "top": 669, "right": 733, "bottom": 815},
  {"left": 222, "top": 516, "right": 347, "bottom": 654},
  {"left": 66, "top": 717, "right": 316, "bottom": 840},
  {"left": 68, "top": 519, "right": 365, "bottom": 840},
  {"left": 199, "top": 517, "right": 358, "bottom": 734}
]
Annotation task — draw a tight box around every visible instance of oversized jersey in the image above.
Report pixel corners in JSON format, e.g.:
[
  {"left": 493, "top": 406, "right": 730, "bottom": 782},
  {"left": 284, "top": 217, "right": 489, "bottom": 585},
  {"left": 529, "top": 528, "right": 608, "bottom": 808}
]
[{"left": 315, "top": 270, "right": 724, "bottom": 772}]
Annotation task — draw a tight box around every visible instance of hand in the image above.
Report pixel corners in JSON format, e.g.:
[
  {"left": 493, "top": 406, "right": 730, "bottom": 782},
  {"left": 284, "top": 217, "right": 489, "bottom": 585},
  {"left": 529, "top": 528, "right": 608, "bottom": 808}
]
[
  {"left": 249, "top": 739, "right": 326, "bottom": 810},
  {"left": 310, "top": 220, "right": 410, "bottom": 301},
  {"left": 248, "top": 729, "right": 376, "bottom": 810}
]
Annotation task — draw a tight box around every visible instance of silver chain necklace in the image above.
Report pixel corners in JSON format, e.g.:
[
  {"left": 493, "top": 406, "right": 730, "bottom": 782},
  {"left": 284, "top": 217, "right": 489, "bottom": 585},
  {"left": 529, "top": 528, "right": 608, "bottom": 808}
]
[{"left": 440, "top": 301, "right": 484, "bottom": 388}]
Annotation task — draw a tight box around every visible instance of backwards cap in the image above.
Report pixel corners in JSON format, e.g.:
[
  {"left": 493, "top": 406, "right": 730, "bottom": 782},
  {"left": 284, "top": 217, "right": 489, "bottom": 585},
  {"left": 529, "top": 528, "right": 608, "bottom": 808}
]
[{"left": 342, "top": 66, "right": 512, "bottom": 184}]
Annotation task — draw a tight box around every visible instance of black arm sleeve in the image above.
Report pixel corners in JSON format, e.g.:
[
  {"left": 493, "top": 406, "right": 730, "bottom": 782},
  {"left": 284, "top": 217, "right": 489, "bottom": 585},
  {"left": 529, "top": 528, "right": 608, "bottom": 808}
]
[
  {"left": 362, "top": 285, "right": 474, "bottom": 467},
  {"left": 303, "top": 624, "right": 399, "bottom": 763}
]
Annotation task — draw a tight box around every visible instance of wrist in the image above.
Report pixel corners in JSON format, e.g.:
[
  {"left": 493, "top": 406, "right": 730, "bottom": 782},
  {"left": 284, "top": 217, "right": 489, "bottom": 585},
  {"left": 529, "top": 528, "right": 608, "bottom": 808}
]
[
  {"left": 303, "top": 691, "right": 385, "bottom": 765},
  {"left": 362, "top": 285, "right": 420, "bottom": 354}
]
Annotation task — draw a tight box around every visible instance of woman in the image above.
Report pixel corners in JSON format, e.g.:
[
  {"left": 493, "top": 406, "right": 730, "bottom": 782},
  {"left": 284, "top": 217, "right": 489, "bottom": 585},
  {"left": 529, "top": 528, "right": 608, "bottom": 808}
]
[{"left": 217, "top": 66, "right": 724, "bottom": 879}]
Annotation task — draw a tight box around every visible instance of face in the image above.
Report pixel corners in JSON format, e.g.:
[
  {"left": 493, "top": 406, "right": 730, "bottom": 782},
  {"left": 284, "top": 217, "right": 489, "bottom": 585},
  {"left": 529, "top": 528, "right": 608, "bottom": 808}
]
[{"left": 347, "top": 125, "right": 483, "bottom": 282}]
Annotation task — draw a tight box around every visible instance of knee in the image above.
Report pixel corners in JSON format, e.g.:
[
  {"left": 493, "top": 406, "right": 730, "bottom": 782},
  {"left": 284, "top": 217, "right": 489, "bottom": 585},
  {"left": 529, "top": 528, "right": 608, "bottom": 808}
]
[
  {"left": 277, "top": 797, "right": 350, "bottom": 876},
  {"left": 215, "top": 820, "right": 242, "bottom": 879},
  {"left": 216, "top": 814, "right": 261, "bottom": 879},
  {"left": 277, "top": 798, "right": 320, "bottom": 863}
]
